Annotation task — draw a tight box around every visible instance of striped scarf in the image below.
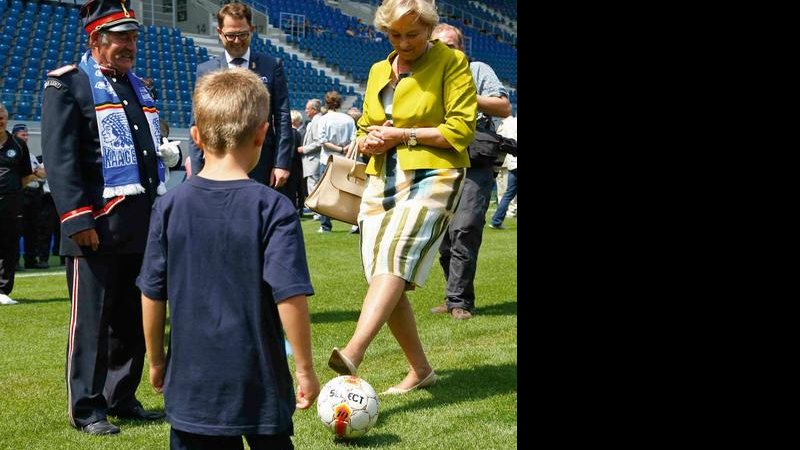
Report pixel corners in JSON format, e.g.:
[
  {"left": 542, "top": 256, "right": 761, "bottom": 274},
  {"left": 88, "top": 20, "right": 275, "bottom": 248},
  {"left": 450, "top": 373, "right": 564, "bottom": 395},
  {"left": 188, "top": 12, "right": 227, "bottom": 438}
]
[{"left": 79, "top": 51, "right": 165, "bottom": 198}]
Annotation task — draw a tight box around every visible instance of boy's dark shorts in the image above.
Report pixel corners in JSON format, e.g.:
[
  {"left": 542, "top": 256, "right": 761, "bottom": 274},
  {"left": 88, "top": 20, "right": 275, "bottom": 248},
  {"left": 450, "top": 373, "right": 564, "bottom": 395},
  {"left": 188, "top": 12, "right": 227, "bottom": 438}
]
[{"left": 170, "top": 427, "right": 293, "bottom": 450}]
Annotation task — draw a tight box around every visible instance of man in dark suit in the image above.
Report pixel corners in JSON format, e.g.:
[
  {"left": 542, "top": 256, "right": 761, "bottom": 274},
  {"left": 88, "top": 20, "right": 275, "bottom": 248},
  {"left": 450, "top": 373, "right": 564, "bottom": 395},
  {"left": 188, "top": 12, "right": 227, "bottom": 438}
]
[{"left": 188, "top": 2, "right": 292, "bottom": 189}]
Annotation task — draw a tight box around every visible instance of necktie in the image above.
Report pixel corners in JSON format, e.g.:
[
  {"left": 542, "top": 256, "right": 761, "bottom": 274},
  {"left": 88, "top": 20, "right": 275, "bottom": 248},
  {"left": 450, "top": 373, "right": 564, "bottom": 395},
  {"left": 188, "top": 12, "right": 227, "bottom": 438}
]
[{"left": 231, "top": 57, "right": 246, "bottom": 67}]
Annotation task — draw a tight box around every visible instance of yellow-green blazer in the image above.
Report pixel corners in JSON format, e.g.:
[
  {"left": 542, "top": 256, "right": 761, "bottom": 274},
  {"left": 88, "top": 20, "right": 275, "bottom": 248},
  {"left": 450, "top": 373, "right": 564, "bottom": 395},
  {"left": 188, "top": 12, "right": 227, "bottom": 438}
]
[{"left": 357, "top": 39, "right": 478, "bottom": 175}]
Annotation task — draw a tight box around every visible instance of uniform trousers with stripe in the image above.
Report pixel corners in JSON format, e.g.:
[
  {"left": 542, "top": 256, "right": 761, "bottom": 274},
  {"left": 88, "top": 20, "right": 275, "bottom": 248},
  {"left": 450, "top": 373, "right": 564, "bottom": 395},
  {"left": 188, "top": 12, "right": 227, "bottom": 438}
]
[
  {"left": 438, "top": 164, "right": 495, "bottom": 312},
  {"left": 65, "top": 254, "right": 146, "bottom": 427}
]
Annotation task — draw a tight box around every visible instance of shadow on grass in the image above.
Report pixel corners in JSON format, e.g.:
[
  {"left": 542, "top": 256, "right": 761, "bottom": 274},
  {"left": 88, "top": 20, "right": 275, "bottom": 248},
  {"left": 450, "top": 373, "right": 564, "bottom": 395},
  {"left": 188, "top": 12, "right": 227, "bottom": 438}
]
[
  {"left": 311, "top": 309, "right": 361, "bottom": 324},
  {"left": 110, "top": 407, "right": 167, "bottom": 428},
  {"left": 476, "top": 300, "right": 517, "bottom": 317},
  {"left": 329, "top": 433, "right": 402, "bottom": 447},
  {"left": 379, "top": 363, "right": 516, "bottom": 423},
  {"left": 14, "top": 296, "right": 69, "bottom": 304}
]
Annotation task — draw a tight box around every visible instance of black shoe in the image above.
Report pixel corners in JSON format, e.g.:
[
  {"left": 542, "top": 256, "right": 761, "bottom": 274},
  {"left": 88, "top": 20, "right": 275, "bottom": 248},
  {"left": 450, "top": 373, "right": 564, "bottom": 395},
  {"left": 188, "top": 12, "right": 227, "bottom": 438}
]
[
  {"left": 33, "top": 261, "right": 50, "bottom": 269},
  {"left": 109, "top": 405, "right": 164, "bottom": 421},
  {"left": 80, "top": 419, "right": 120, "bottom": 435}
]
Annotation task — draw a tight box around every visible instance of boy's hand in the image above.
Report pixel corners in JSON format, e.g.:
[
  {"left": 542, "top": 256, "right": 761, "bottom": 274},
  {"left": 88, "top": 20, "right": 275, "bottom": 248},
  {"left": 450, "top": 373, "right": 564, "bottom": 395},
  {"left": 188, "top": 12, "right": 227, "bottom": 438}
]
[
  {"left": 150, "top": 362, "right": 166, "bottom": 393},
  {"left": 295, "top": 370, "right": 320, "bottom": 409}
]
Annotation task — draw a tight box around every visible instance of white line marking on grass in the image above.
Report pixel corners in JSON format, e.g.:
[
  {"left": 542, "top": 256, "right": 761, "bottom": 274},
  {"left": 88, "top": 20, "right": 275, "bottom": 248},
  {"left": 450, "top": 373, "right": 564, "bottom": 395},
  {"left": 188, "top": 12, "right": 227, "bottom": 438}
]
[{"left": 16, "top": 271, "right": 66, "bottom": 278}]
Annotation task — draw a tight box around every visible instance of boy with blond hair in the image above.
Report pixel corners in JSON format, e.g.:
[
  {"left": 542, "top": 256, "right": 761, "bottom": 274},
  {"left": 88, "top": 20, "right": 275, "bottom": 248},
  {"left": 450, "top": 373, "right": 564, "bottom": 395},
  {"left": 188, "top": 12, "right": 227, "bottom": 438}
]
[{"left": 137, "top": 68, "right": 319, "bottom": 450}]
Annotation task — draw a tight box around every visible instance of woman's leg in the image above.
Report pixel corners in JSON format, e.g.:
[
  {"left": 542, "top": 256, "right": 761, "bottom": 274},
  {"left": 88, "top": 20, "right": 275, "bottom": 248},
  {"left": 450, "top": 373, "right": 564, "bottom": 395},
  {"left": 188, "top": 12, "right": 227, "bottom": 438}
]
[
  {"left": 385, "top": 291, "right": 434, "bottom": 389},
  {"left": 338, "top": 274, "right": 433, "bottom": 388},
  {"left": 338, "top": 274, "right": 407, "bottom": 368}
]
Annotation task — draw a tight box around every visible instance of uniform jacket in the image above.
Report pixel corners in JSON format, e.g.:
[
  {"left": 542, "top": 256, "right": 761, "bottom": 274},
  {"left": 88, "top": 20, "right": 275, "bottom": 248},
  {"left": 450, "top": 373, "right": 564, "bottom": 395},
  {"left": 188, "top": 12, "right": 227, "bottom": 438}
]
[
  {"left": 357, "top": 39, "right": 477, "bottom": 175},
  {"left": 41, "top": 65, "right": 165, "bottom": 256},
  {"left": 189, "top": 51, "right": 293, "bottom": 184}
]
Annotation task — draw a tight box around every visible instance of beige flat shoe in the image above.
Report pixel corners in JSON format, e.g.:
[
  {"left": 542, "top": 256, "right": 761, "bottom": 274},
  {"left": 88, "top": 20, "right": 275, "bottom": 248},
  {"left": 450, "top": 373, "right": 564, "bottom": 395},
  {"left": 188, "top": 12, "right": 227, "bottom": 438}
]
[
  {"left": 381, "top": 370, "right": 437, "bottom": 395},
  {"left": 328, "top": 347, "right": 358, "bottom": 376}
]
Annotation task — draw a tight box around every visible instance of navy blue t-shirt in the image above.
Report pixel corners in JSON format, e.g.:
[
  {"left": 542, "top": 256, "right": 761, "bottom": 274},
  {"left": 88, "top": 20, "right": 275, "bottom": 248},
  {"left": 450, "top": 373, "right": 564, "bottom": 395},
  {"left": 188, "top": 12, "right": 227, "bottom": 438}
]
[{"left": 136, "top": 175, "right": 314, "bottom": 436}]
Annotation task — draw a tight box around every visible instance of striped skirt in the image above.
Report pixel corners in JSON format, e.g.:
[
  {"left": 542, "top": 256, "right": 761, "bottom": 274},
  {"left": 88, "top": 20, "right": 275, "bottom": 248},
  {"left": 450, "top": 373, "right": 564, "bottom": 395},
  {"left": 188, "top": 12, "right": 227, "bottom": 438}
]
[{"left": 358, "top": 152, "right": 466, "bottom": 289}]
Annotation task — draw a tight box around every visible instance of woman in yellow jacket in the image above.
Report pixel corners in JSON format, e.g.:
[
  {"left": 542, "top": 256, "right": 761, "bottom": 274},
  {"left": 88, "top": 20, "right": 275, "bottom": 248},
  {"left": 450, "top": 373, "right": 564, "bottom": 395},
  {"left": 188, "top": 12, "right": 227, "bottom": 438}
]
[{"left": 328, "top": 0, "right": 477, "bottom": 394}]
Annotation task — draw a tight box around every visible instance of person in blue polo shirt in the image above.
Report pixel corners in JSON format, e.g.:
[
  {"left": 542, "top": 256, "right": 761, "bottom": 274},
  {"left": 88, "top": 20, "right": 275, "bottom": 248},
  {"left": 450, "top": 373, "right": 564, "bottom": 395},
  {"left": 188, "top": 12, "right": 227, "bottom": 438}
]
[{"left": 138, "top": 68, "right": 319, "bottom": 450}]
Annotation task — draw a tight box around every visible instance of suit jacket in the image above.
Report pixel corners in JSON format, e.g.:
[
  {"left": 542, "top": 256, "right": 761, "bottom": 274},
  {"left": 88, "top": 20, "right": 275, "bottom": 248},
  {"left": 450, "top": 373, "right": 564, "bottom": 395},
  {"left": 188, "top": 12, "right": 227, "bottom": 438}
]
[{"left": 189, "top": 51, "right": 293, "bottom": 184}]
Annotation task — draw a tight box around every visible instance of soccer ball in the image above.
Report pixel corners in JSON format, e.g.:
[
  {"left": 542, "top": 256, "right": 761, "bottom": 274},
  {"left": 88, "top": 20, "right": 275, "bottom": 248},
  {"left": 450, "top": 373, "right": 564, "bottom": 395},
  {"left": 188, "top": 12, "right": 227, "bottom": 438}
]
[{"left": 317, "top": 375, "right": 380, "bottom": 439}]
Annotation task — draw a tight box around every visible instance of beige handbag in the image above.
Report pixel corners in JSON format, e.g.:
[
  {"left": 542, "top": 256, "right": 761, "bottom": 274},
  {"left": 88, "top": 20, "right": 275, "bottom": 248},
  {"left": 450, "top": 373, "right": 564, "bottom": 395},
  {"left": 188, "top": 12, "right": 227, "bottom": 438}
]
[{"left": 304, "top": 152, "right": 367, "bottom": 225}]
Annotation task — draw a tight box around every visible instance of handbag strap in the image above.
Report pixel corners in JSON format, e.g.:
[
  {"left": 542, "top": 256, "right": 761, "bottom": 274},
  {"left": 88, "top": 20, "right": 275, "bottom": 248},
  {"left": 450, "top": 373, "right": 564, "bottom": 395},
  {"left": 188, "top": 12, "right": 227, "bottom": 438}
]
[{"left": 346, "top": 141, "right": 358, "bottom": 161}]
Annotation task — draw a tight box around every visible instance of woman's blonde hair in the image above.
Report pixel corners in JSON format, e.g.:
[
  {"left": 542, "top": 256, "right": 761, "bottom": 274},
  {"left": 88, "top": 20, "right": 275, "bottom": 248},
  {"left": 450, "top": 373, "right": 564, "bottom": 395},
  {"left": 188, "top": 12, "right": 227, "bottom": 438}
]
[
  {"left": 290, "top": 109, "right": 302, "bottom": 126},
  {"left": 374, "top": 0, "right": 438, "bottom": 33},
  {"left": 193, "top": 68, "right": 270, "bottom": 154}
]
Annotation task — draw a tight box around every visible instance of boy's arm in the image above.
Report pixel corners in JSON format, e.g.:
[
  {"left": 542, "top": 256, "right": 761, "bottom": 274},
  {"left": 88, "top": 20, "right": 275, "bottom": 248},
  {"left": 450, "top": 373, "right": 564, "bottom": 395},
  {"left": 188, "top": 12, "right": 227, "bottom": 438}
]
[
  {"left": 277, "top": 295, "right": 320, "bottom": 410},
  {"left": 142, "top": 295, "right": 167, "bottom": 393}
]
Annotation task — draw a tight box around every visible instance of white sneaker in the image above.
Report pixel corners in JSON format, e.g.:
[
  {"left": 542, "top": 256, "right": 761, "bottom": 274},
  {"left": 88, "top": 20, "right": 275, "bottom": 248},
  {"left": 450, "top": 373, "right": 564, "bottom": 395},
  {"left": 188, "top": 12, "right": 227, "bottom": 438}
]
[
  {"left": 317, "top": 227, "right": 331, "bottom": 233},
  {"left": 0, "top": 294, "right": 19, "bottom": 305},
  {"left": 312, "top": 214, "right": 321, "bottom": 221}
]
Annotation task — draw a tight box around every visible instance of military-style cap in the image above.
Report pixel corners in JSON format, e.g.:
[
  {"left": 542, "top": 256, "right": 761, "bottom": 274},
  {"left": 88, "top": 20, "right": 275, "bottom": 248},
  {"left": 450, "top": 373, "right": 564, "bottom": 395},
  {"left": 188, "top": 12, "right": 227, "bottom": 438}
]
[
  {"left": 80, "top": 0, "right": 141, "bottom": 34},
  {"left": 12, "top": 124, "right": 27, "bottom": 134}
]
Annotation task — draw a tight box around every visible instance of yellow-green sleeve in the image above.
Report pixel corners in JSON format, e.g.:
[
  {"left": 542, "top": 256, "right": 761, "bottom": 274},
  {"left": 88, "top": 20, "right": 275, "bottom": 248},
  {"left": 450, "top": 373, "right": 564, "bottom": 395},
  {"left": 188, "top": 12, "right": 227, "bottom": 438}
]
[{"left": 436, "top": 52, "right": 478, "bottom": 153}]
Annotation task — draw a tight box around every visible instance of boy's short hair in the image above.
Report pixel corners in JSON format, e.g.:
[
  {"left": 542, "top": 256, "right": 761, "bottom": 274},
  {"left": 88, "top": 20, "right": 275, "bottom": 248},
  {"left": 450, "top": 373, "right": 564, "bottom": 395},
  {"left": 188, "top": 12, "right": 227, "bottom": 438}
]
[{"left": 193, "top": 68, "right": 270, "bottom": 154}]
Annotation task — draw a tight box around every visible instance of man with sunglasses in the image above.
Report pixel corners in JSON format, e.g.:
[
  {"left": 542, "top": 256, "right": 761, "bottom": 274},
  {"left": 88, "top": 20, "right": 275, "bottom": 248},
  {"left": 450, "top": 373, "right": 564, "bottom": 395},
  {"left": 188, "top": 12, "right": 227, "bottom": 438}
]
[
  {"left": 41, "top": 0, "right": 176, "bottom": 435},
  {"left": 188, "top": 2, "right": 293, "bottom": 191}
]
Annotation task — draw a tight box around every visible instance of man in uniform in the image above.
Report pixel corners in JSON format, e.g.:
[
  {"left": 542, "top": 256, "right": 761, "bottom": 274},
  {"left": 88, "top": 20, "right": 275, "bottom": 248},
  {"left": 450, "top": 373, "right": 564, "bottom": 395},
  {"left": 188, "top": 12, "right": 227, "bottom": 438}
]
[
  {"left": 41, "top": 0, "right": 179, "bottom": 435},
  {"left": 188, "top": 2, "right": 293, "bottom": 190},
  {"left": 432, "top": 24, "right": 512, "bottom": 320},
  {"left": 0, "top": 104, "right": 36, "bottom": 305}
]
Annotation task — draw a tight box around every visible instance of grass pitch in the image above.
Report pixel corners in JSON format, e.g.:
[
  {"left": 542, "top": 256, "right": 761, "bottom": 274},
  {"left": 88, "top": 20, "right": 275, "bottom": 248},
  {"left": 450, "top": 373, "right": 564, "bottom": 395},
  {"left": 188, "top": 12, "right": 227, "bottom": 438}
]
[{"left": 0, "top": 213, "right": 516, "bottom": 449}]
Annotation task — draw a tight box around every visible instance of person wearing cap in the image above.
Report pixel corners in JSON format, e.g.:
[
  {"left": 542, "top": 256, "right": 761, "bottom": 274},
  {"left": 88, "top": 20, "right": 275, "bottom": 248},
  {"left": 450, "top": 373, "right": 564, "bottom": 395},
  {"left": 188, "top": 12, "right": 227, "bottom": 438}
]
[
  {"left": 40, "top": 0, "right": 177, "bottom": 435},
  {"left": 188, "top": 2, "right": 293, "bottom": 192},
  {"left": 0, "top": 104, "right": 37, "bottom": 306},
  {"left": 13, "top": 124, "right": 49, "bottom": 270}
]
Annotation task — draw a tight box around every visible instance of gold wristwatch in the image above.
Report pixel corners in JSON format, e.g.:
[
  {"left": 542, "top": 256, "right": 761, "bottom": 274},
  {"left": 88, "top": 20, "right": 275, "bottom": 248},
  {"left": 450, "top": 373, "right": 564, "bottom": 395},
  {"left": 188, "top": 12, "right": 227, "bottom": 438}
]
[{"left": 407, "top": 128, "right": 417, "bottom": 147}]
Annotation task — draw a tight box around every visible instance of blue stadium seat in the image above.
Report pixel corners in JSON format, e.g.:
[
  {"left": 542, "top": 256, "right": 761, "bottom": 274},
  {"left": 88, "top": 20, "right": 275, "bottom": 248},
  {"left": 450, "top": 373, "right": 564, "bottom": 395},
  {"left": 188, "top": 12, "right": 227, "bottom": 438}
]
[
  {"left": 21, "top": 78, "right": 36, "bottom": 91},
  {"left": 15, "top": 100, "right": 32, "bottom": 116},
  {"left": 1, "top": 89, "right": 16, "bottom": 104}
]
